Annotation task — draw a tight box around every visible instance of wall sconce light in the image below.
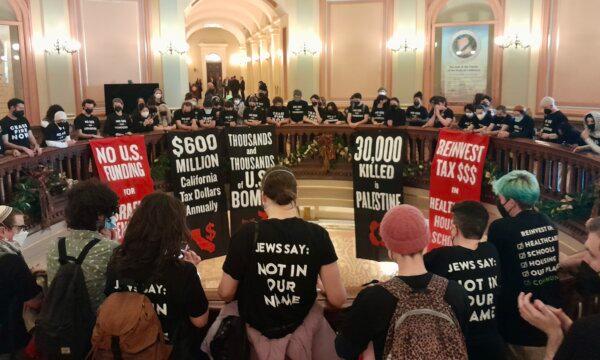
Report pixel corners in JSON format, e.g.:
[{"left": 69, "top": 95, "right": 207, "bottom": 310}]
[
  {"left": 156, "top": 39, "right": 189, "bottom": 55},
  {"left": 291, "top": 39, "right": 320, "bottom": 57},
  {"left": 387, "top": 36, "right": 419, "bottom": 53},
  {"left": 43, "top": 37, "right": 81, "bottom": 54},
  {"left": 495, "top": 34, "right": 532, "bottom": 49}
]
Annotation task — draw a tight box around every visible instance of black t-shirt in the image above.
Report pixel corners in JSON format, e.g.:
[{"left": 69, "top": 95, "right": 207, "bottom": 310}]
[
  {"left": 476, "top": 112, "right": 493, "bottom": 128},
  {"left": 491, "top": 115, "right": 513, "bottom": 131},
  {"left": 173, "top": 109, "right": 196, "bottom": 126},
  {"left": 74, "top": 114, "right": 100, "bottom": 135},
  {"left": 542, "top": 110, "right": 572, "bottom": 143},
  {"left": 105, "top": 260, "right": 208, "bottom": 347},
  {"left": 406, "top": 105, "right": 429, "bottom": 123},
  {"left": 243, "top": 107, "right": 266, "bottom": 124},
  {"left": 458, "top": 114, "right": 479, "bottom": 129},
  {"left": 287, "top": 100, "right": 308, "bottom": 123},
  {"left": 257, "top": 96, "right": 270, "bottom": 112},
  {"left": 306, "top": 106, "right": 323, "bottom": 123},
  {"left": 429, "top": 108, "right": 455, "bottom": 128},
  {"left": 335, "top": 273, "right": 469, "bottom": 360},
  {"left": 371, "top": 107, "right": 387, "bottom": 124},
  {"left": 197, "top": 108, "right": 217, "bottom": 126},
  {"left": 0, "top": 252, "right": 41, "bottom": 354},
  {"left": 104, "top": 112, "right": 131, "bottom": 136},
  {"left": 131, "top": 114, "right": 157, "bottom": 133},
  {"left": 0, "top": 116, "right": 31, "bottom": 148},
  {"left": 0, "top": 130, "right": 4, "bottom": 155},
  {"left": 554, "top": 313, "right": 600, "bottom": 360},
  {"left": 268, "top": 106, "right": 290, "bottom": 122},
  {"left": 510, "top": 115, "right": 535, "bottom": 139},
  {"left": 222, "top": 218, "right": 338, "bottom": 339},
  {"left": 386, "top": 107, "right": 406, "bottom": 126},
  {"left": 219, "top": 110, "right": 239, "bottom": 126},
  {"left": 424, "top": 243, "right": 503, "bottom": 353},
  {"left": 323, "top": 110, "right": 345, "bottom": 124},
  {"left": 43, "top": 122, "right": 70, "bottom": 142},
  {"left": 348, "top": 104, "right": 370, "bottom": 123},
  {"left": 488, "top": 210, "right": 561, "bottom": 346}
]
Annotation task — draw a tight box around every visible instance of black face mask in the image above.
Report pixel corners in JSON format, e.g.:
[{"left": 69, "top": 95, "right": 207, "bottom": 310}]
[
  {"left": 13, "top": 110, "right": 24, "bottom": 118},
  {"left": 414, "top": 101, "right": 420, "bottom": 107},
  {"left": 496, "top": 198, "right": 512, "bottom": 218},
  {"left": 114, "top": 106, "right": 123, "bottom": 112},
  {"left": 85, "top": 108, "right": 94, "bottom": 115},
  {"left": 312, "top": 101, "right": 318, "bottom": 106},
  {"left": 544, "top": 108, "right": 552, "bottom": 115},
  {"left": 587, "top": 122, "right": 596, "bottom": 132},
  {"left": 391, "top": 104, "right": 398, "bottom": 109},
  {"left": 575, "top": 261, "right": 600, "bottom": 296}
]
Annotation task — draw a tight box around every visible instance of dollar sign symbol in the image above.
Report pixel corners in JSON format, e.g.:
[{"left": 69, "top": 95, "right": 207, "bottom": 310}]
[{"left": 205, "top": 222, "right": 216, "bottom": 242}]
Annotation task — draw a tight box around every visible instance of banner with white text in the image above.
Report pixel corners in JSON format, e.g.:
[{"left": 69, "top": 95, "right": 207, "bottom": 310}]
[
  {"left": 90, "top": 136, "right": 154, "bottom": 240},
  {"left": 168, "top": 130, "right": 230, "bottom": 259},
  {"left": 352, "top": 129, "right": 405, "bottom": 261},
  {"left": 429, "top": 130, "right": 490, "bottom": 250},
  {"left": 226, "top": 125, "right": 276, "bottom": 235}
]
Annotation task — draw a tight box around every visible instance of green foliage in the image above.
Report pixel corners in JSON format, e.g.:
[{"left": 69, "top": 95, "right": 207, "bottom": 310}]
[
  {"left": 402, "top": 162, "right": 430, "bottom": 178},
  {"left": 10, "top": 177, "right": 41, "bottom": 223},
  {"left": 151, "top": 154, "right": 171, "bottom": 182},
  {"left": 537, "top": 191, "right": 596, "bottom": 222}
]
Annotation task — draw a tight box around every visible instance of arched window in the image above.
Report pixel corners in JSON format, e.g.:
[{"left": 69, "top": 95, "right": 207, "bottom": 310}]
[{"left": 205, "top": 53, "right": 222, "bottom": 63}]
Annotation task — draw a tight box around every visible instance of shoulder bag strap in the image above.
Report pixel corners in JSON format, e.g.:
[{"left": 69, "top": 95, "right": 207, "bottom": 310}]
[
  {"left": 75, "top": 238, "right": 101, "bottom": 265},
  {"left": 58, "top": 237, "right": 77, "bottom": 265}
]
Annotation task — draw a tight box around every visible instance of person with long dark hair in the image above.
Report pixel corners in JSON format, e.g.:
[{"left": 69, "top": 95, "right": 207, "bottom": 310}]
[{"left": 105, "top": 192, "right": 209, "bottom": 358}]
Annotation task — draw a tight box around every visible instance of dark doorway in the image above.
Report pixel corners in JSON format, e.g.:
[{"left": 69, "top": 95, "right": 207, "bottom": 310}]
[{"left": 206, "top": 62, "right": 222, "bottom": 88}]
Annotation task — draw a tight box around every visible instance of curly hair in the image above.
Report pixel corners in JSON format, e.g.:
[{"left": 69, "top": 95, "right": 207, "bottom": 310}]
[
  {"left": 109, "top": 192, "right": 191, "bottom": 277},
  {"left": 65, "top": 179, "right": 119, "bottom": 231}
]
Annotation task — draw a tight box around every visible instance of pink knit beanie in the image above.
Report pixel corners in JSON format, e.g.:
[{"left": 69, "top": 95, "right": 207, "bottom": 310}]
[{"left": 380, "top": 205, "right": 429, "bottom": 255}]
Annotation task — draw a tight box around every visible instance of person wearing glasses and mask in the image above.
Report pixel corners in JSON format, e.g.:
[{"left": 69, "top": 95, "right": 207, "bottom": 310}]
[
  {"left": 0, "top": 205, "right": 42, "bottom": 360},
  {"left": 147, "top": 88, "right": 165, "bottom": 107}
]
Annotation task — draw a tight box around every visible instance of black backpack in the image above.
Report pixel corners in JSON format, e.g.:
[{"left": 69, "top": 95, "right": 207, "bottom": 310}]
[{"left": 35, "top": 237, "right": 100, "bottom": 359}]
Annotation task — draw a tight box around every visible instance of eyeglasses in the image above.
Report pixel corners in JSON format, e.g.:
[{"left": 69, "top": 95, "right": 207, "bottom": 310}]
[{"left": 1, "top": 222, "right": 28, "bottom": 233}]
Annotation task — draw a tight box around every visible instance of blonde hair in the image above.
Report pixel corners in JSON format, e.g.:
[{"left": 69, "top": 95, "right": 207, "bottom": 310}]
[{"left": 157, "top": 104, "right": 172, "bottom": 124}]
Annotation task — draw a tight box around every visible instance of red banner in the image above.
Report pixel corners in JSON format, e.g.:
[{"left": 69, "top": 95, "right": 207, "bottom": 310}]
[
  {"left": 90, "top": 136, "right": 154, "bottom": 240},
  {"left": 428, "top": 130, "right": 490, "bottom": 250}
]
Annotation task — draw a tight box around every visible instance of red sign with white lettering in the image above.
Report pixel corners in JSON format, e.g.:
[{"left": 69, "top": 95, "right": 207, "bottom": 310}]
[
  {"left": 428, "top": 130, "right": 490, "bottom": 250},
  {"left": 90, "top": 136, "right": 154, "bottom": 240}
]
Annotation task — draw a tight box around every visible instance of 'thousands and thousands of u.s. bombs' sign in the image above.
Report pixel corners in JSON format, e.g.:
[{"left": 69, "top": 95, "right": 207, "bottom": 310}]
[{"left": 428, "top": 129, "right": 490, "bottom": 250}]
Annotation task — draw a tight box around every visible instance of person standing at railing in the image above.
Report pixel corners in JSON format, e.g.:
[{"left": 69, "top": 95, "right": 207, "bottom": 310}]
[
  {"left": 0, "top": 98, "right": 43, "bottom": 157},
  {"left": 484, "top": 105, "right": 514, "bottom": 136},
  {"left": 305, "top": 94, "right": 324, "bottom": 125},
  {"left": 267, "top": 96, "right": 291, "bottom": 127},
  {"left": 287, "top": 89, "right": 308, "bottom": 123},
  {"left": 42, "top": 111, "right": 77, "bottom": 148},
  {"left": 497, "top": 105, "right": 535, "bottom": 139},
  {"left": 538, "top": 97, "right": 580, "bottom": 145},
  {"left": 220, "top": 100, "right": 242, "bottom": 127},
  {"left": 243, "top": 96, "right": 266, "bottom": 126},
  {"left": 488, "top": 170, "right": 562, "bottom": 359},
  {"left": 323, "top": 102, "right": 346, "bottom": 125},
  {"left": 423, "top": 96, "right": 454, "bottom": 128},
  {"left": 103, "top": 98, "right": 132, "bottom": 137},
  {"left": 573, "top": 112, "right": 600, "bottom": 154},
  {"left": 74, "top": 99, "right": 103, "bottom": 140},
  {"left": 458, "top": 104, "right": 479, "bottom": 131},
  {"left": 197, "top": 98, "right": 218, "bottom": 129},
  {"left": 173, "top": 101, "right": 199, "bottom": 131},
  {"left": 347, "top": 93, "right": 370, "bottom": 128},
  {"left": 371, "top": 95, "right": 389, "bottom": 126},
  {"left": 406, "top": 91, "right": 429, "bottom": 126},
  {"left": 386, "top": 97, "right": 406, "bottom": 127}
]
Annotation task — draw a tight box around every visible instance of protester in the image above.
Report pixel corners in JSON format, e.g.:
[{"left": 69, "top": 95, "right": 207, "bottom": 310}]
[
  {"left": 406, "top": 91, "right": 429, "bottom": 125},
  {"left": 240, "top": 76, "right": 246, "bottom": 99},
  {"left": 130, "top": 104, "right": 158, "bottom": 133},
  {"left": 1, "top": 98, "right": 43, "bottom": 157},
  {"left": 425, "top": 201, "right": 505, "bottom": 360},
  {"left": 42, "top": 111, "right": 76, "bottom": 148},
  {"left": 46, "top": 179, "right": 119, "bottom": 311},
  {"left": 147, "top": 88, "right": 165, "bottom": 107},
  {"left": 473, "top": 105, "right": 493, "bottom": 133},
  {"left": 346, "top": 93, "right": 370, "bottom": 127},
  {"left": 323, "top": 102, "right": 345, "bottom": 125},
  {"left": 267, "top": 96, "right": 291, "bottom": 127},
  {"left": 74, "top": 99, "right": 102, "bottom": 139},
  {"left": 423, "top": 96, "right": 454, "bottom": 128},
  {"left": 197, "top": 98, "right": 218, "bottom": 129},
  {"left": 213, "top": 166, "right": 346, "bottom": 358},
  {"left": 538, "top": 96, "right": 580, "bottom": 144},
  {"left": 0, "top": 206, "right": 42, "bottom": 359},
  {"left": 371, "top": 95, "right": 388, "bottom": 126},
  {"left": 488, "top": 170, "right": 562, "bottom": 358},
  {"left": 229, "top": 75, "right": 241, "bottom": 98},
  {"left": 103, "top": 98, "right": 132, "bottom": 137},
  {"left": 155, "top": 104, "right": 176, "bottom": 130},
  {"left": 173, "top": 101, "right": 198, "bottom": 131},
  {"left": 243, "top": 96, "right": 265, "bottom": 126},
  {"left": 458, "top": 104, "right": 478, "bottom": 130},
  {"left": 485, "top": 105, "right": 513, "bottom": 136},
  {"left": 287, "top": 89, "right": 308, "bottom": 123},
  {"left": 105, "top": 192, "right": 208, "bottom": 357},
  {"left": 305, "top": 94, "right": 323, "bottom": 125},
  {"left": 386, "top": 97, "right": 406, "bottom": 127},
  {"left": 372, "top": 87, "right": 388, "bottom": 108},
  {"left": 336, "top": 204, "right": 469, "bottom": 360},
  {"left": 233, "top": 95, "right": 245, "bottom": 118},
  {"left": 498, "top": 106, "right": 534, "bottom": 139},
  {"left": 257, "top": 87, "right": 271, "bottom": 113},
  {"left": 573, "top": 112, "right": 600, "bottom": 154}
]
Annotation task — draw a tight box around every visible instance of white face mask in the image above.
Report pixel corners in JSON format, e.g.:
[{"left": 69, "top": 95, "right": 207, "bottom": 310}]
[
  {"left": 476, "top": 113, "right": 485, "bottom": 120},
  {"left": 465, "top": 112, "right": 474, "bottom": 118},
  {"left": 378, "top": 91, "right": 387, "bottom": 96},
  {"left": 13, "top": 231, "right": 28, "bottom": 247},
  {"left": 155, "top": 93, "right": 162, "bottom": 99},
  {"left": 234, "top": 99, "right": 241, "bottom": 105},
  {"left": 141, "top": 111, "right": 150, "bottom": 118}
]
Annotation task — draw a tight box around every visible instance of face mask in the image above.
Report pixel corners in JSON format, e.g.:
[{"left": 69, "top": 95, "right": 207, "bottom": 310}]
[
  {"left": 587, "top": 122, "right": 596, "bottom": 131},
  {"left": 353, "top": 100, "right": 361, "bottom": 106},
  {"left": 391, "top": 104, "right": 398, "bottom": 109},
  {"left": 379, "top": 91, "right": 387, "bottom": 96},
  {"left": 114, "top": 106, "right": 123, "bottom": 112},
  {"left": 476, "top": 113, "right": 485, "bottom": 120},
  {"left": 159, "top": 111, "right": 168, "bottom": 116},
  {"left": 312, "top": 101, "right": 318, "bottom": 105},
  {"left": 496, "top": 198, "right": 512, "bottom": 218},
  {"left": 544, "top": 108, "right": 552, "bottom": 115},
  {"left": 141, "top": 111, "right": 150, "bottom": 118},
  {"left": 234, "top": 99, "right": 241, "bottom": 105},
  {"left": 515, "top": 115, "right": 524, "bottom": 122},
  {"left": 85, "top": 108, "right": 94, "bottom": 115},
  {"left": 155, "top": 93, "right": 162, "bottom": 99},
  {"left": 482, "top": 100, "right": 490, "bottom": 107},
  {"left": 413, "top": 101, "right": 420, "bottom": 107},
  {"left": 12, "top": 230, "right": 28, "bottom": 247},
  {"left": 465, "top": 112, "right": 474, "bottom": 118},
  {"left": 104, "top": 216, "right": 117, "bottom": 231},
  {"left": 13, "top": 110, "right": 24, "bottom": 118}
]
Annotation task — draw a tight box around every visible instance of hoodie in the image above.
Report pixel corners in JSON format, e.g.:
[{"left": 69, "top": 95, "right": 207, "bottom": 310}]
[{"left": 584, "top": 112, "right": 600, "bottom": 154}]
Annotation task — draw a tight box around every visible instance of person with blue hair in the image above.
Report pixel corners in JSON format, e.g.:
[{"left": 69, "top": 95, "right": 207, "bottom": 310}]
[{"left": 488, "top": 170, "right": 562, "bottom": 360}]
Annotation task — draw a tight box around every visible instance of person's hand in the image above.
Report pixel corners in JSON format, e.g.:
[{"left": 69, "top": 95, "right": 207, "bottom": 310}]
[
  {"left": 115, "top": 133, "right": 123, "bottom": 137},
  {"left": 573, "top": 146, "right": 585, "bottom": 153},
  {"left": 581, "top": 128, "right": 590, "bottom": 140},
  {"left": 498, "top": 130, "right": 510, "bottom": 138},
  {"left": 23, "top": 147, "right": 34, "bottom": 157},
  {"left": 94, "top": 135, "right": 104, "bottom": 139},
  {"left": 540, "top": 133, "right": 550, "bottom": 139},
  {"left": 126, "top": 132, "right": 133, "bottom": 135},
  {"left": 547, "top": 306, "right": 573, "bottom": 333},
  {"left": 182, "top": 250, "right": 202, "bottom": 266},
  {"left": 67, "top": 140, "right": 77, "bottom": 146},
  {"left": 518, "top": 292, "right": 562, "bottom": 336},
  {"left": 12, "top": 149, "right": 21, "bottom": 157},
  {"left": 34, "top": 146, "right": 43, "bottom": 155}
]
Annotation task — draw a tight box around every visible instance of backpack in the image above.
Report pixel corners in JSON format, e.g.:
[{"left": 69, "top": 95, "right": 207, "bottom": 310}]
[
  {"left": 88, "top": 289, "right": 172, "bottom": 360},
  {"left": 35, "top": 237, "right": 100, "bottom": 358},
  {"left": 380, "top": 275, "right": 468, "bottom": 360}
]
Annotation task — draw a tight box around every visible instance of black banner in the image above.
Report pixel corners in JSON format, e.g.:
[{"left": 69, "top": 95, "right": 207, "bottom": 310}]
[
  {"left": 226, "top": 125, "right": 276, "bottom": 235},
  {"left": 352, "top": 129, "right": 405, "bottom": 261},
  {"left": 168, "top": 130, "right": 230, "bottom": 259}
]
